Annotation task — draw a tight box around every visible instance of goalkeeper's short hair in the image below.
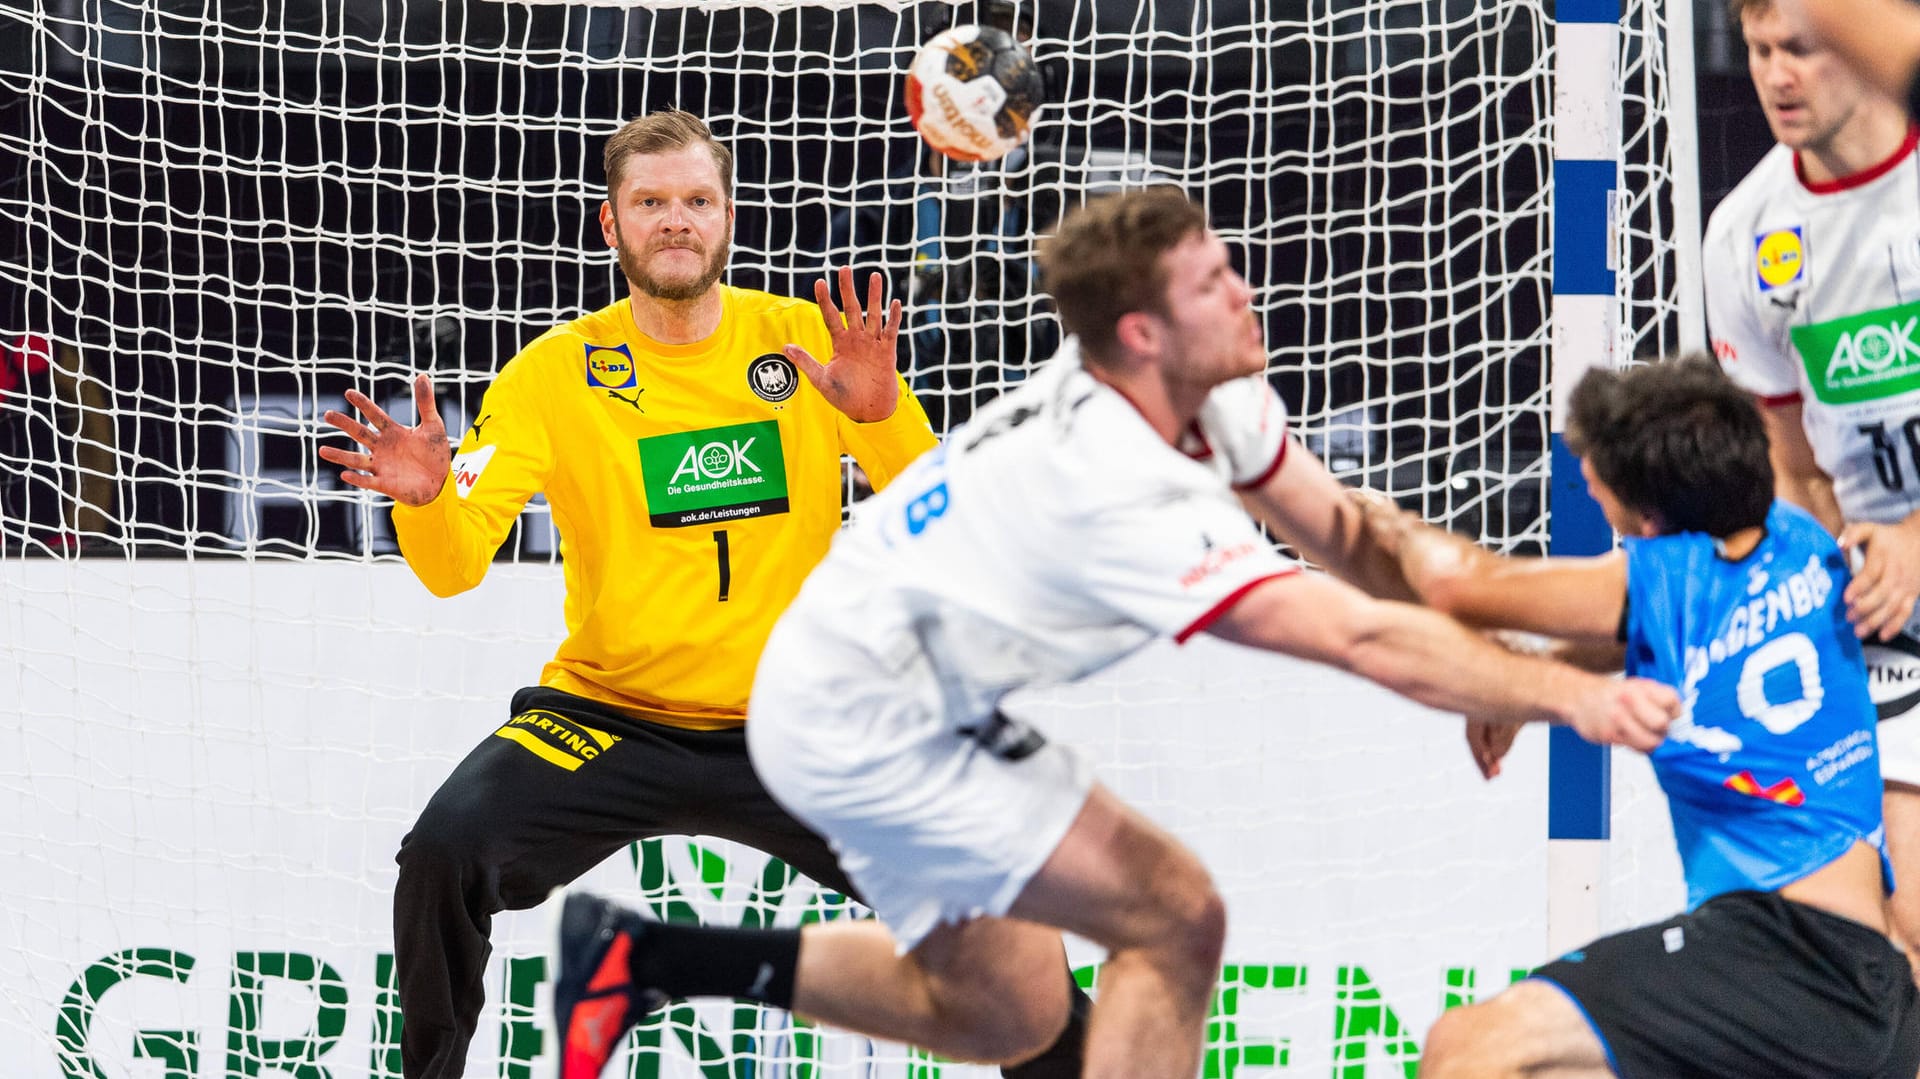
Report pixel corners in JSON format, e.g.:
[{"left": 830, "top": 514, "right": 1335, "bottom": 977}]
[{"left": 603, "top": 109, "right": 734, "bottom": 200}]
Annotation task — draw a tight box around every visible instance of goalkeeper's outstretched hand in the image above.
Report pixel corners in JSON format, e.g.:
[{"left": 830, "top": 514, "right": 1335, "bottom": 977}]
[
  {"left": 787, "top": 266, "right": 904, "bottom": 424},
  {"left": 319, "top": 373, "right": 452, "bottom": 508}
]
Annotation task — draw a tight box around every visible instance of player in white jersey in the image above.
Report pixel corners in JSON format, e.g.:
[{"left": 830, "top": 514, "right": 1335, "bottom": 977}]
[
  {"left": 1703, "top": 0, "right": 1920, "bottom": 949},
  {"left": 550, "top": 188, "right": 1680, "bottom": 1079}
]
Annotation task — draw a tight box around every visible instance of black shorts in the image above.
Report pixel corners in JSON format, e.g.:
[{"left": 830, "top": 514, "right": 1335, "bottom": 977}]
[
  {"left": 411, "top": 685, "right": 863, "bottom": 904},
  {"left": 1531, "top": 890, "right": 1920, "bottom": 1078}
]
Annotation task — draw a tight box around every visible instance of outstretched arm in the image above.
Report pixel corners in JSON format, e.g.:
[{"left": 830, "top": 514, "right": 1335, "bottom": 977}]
[
  {"left": 1353, "top": 490, "right": 1629, "bottom": 646},
  {"left": 321, "top": 372, "right": 529, "bottom": 597},
  {"left": 1236, "top": 439, "right": 1418, "bottom": 601},
  {"left": 1205, "top": 571, "right": 1674, "bottom": 751}
]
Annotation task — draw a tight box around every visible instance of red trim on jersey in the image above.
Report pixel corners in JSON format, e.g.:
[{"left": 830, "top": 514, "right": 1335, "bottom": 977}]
[
  {"left": 1756, "top": 390, "right": 1803, "bottom": 408},
  {"left": 1233, "top": 431, "right": 1290, "bottom": 491},
  {"left": 1174, "top": 569, "right": 1298, "bottom": 644},
  {"left": 1182, "top": 420, "right": 1215, "bottom": 462},
  {"left": 1796, "top": 124, "right": 1920, "bottom": 193}
]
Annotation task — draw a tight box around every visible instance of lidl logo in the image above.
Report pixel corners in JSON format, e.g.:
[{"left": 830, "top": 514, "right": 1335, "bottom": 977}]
[
  {"left": 585, "top": 343, "right": 638, "bottom": 389},
  {"left": 1754, "top": 227, "right": 1805, "bottom": 292}
]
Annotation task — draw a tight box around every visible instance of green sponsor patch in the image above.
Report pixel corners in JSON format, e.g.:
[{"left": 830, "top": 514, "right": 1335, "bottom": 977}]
[
  {"left": 637, "top": 420, "right": 789, "bottom": 527},
  {"left": 1791, "top": 299, "right": 1920, "bottom": 404}
]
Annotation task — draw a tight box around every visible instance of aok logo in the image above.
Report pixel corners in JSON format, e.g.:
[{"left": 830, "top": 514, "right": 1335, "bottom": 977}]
[
  {"left": 1793, "top": 301, "right": 1920, "bottom": 404},
  {"left": 1825, "top": 318, "right": 1920, "bottom": 380},
  {"left": 668, "top": 436, "right": 763, "bottom": 489},
  {"left": 637, "top": 420, "right": 789, "bottom": 526}
]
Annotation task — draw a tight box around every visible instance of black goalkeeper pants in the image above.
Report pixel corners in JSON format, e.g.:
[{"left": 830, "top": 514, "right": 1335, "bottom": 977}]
[{"left": 393, "top": 686, "right": 862, "bottom": 1079}]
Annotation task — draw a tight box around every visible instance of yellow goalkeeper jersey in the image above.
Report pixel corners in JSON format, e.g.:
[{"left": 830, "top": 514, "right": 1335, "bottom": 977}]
[{"left": 391, "top": 286, "right": 937, "bottom": 729}]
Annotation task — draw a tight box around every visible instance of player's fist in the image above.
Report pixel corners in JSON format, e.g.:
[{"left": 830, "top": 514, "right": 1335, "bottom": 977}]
[
  {"left": 1463, "top": 718, "right": 1521, "bottom": 780},
  {"left": 1566, "top": 676, "right": 1677, "bottom": 754}
]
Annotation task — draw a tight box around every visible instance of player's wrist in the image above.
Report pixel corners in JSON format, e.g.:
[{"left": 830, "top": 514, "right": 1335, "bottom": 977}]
[
  {"left": 847, "top": 386, "right": 902, "bottom": 424},
  {"left": 1538, "top": 662, "right": 1605, "bottom": 731}
]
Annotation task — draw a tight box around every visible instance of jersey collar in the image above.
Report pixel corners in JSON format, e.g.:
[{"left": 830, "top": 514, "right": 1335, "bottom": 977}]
[{"left": 1794, "top": 123, "right": 1920, "bottom": 194}]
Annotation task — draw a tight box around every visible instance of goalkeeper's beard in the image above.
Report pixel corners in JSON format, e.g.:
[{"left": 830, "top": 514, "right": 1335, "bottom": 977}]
[{"left": 615, "top": 226, "right": 730, "bottom": 303}]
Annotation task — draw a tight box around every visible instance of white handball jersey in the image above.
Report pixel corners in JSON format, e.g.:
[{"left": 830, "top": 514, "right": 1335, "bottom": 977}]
[
  {"left": 1705, "top": 129, "right": 1920, "bottom": 528},
  {"left": 790, "top": 339, "right": 1299, "bottom": 729}
]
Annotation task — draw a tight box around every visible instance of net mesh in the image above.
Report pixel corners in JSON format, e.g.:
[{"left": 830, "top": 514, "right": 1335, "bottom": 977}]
[{"left": 0, "top": 0, "right": 1565, "bottom": 560}]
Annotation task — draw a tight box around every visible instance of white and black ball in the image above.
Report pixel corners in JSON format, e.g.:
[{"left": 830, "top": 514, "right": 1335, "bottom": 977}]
[{"left": 905, "top": 24, "right": 1045, "bottom": 163}]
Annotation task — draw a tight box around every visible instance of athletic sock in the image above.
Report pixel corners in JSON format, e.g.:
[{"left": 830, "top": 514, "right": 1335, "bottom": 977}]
[
  {"left": 999, "top": 970, "right": 1091, "bottom": 1079},
  {"left": 627, "top": 921, "right": 801, "bottom": 1008}
]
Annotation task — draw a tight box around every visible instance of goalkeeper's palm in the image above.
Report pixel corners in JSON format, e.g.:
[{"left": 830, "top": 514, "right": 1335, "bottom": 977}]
[
  {"left": 786, "top": 266, "right": 904, "bottom": 424},
  {"left": 319, "top": 373, "right": 452, "bottom": 508}
]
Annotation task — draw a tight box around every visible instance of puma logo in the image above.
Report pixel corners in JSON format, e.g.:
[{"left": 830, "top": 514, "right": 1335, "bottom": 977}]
[
  {"left": 607, "top": 388, "right": 645, "bottom": 412},
  {"left": 468, "top": 414, "right": 492, "bottom": 441}
]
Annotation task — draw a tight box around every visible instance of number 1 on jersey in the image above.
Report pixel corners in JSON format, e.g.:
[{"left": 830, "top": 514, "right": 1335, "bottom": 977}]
[{"left": 712, "top": 529, "right": 732, "bottom": 602}]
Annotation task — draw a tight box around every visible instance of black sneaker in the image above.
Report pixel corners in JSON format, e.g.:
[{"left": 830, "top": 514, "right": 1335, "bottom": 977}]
[{"left": 554, "top": 892, "right": 668, "bottom": 1079}]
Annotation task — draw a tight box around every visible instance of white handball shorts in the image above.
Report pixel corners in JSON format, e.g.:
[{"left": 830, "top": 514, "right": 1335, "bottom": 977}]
[
  {"left": 746, "top": 615, "right": 1093, "bottom": 953},
  {"left": 1864, "top": 627, "right": 1920, "bottom": 789}
]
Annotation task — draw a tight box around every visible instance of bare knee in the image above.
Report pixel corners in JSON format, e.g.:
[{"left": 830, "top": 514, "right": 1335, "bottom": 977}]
[
  {"left": 913, "top": 923, "right": 1072, "bottom": 1063},
  {"left": 1420, "top": 983, "right": 1607, "bottom": 1079},
  {"left": 1421, "top": 1002, "right": 1506, "bottom": 1079},
  {"left": 1132, "top": 852, "right": 1228, "bottom": 992}
]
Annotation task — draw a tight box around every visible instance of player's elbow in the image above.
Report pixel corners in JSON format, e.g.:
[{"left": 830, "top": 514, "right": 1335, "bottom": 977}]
[
  {"left": 404, "top": 556, "right": 487, "bottom": 598},
  {"left": 419, "top": 575, "right": 479, "bottom": 599}
]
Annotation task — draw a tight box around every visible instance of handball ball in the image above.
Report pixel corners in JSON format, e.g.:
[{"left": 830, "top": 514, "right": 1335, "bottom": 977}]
[{"left": 905, "top": 24, "right": 1044, "bottom": 163}]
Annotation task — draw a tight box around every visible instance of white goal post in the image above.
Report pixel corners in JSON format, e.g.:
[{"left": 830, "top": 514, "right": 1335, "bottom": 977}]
[{"left": 1, "top": 0, "right": 1696, "bottom": 1075}]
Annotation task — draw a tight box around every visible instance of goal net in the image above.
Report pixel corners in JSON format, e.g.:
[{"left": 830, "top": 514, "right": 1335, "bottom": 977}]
[{"left": 1, "top": 0, "right": 1690, "bottom": 1074}]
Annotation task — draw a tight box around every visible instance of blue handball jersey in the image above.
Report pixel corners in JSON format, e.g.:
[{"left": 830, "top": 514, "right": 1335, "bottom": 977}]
[{"left": 1623, "top": 500, "right": 1889, "bottom": 909}]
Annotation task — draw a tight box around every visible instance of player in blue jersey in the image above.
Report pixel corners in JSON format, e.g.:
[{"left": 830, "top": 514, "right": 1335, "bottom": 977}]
[{"left": 1358, "top": 356, "right": 1919, "bottom": 1078}]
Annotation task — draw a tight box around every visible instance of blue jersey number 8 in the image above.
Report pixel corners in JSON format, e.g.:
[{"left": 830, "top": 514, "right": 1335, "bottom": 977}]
[{"left": 904, "top": 481, "right": 951, "bottom": 536}]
